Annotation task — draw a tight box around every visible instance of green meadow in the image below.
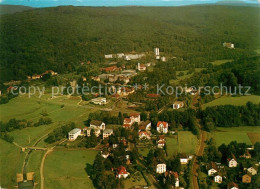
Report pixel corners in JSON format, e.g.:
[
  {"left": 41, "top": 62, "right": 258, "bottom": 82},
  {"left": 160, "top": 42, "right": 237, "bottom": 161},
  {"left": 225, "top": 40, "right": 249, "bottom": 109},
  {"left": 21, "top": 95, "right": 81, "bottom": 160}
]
[
  {"left": 212, "top": 126, "right": 260, "bottom": 147},
  {"left": 166, "top": 131, "right": 198, "bottom": 157},
  {"left": 44, "top": 150, "right": 97, "bottom": 189},
  {"left": 202, "top": 95, "right": 260, "bottom": 109}
]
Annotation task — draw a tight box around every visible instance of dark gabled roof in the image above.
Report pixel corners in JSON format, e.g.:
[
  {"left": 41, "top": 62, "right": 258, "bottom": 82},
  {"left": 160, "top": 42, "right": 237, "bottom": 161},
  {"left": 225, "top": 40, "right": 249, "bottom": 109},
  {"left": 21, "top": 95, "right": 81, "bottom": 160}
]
[{"left": 90, "top": 120, "right": 103, "bottom": 126}]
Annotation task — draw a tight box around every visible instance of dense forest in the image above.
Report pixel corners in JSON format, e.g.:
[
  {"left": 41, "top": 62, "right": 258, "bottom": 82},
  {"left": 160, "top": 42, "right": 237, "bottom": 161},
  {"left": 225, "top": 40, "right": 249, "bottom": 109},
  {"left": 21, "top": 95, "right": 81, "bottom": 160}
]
[{"left": 0, "top": 5, "right": 259, "bottom": 81}]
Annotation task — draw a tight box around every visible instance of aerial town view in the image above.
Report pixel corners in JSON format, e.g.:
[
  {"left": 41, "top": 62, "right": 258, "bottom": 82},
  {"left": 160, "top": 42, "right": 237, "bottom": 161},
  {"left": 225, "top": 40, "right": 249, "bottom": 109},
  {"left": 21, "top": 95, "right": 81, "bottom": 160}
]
[{"left": 0, "top": 0, "right": 259, "bottom": 189}]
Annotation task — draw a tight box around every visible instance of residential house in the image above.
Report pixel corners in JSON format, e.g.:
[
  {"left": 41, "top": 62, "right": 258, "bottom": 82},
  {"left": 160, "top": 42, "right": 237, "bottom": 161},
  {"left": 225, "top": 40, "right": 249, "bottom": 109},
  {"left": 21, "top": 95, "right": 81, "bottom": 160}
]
[
  {"left": 214, "top": 174, "right": 223, "bottom": 184},
  {"left": 32, "top": 74, "right": 42, "bottom": 80},
  {"left": 157, "top": 121, "right": 168, "bottom": 134},
  {"left": 180, "top": 153, "right": 189, "bottom": 165},
  {"left": 68, "top": 128, "right": 81, "bottom": 141},
  {"left": 157, "top": 135, "right": 165, "bottom": 148},
  {"left": 223, "top": 42, "right": 235, "bottom": 49},
  {"left": 139, "top": 120, "right": 151, "bottom": 131},
  {"left": 90, "top": 120, "right": 106, "bottom": 130},
  {"left": 86, "top": 128, "right": 101, "bottom": 137},
  {"left": 123, "top": 118, "right": 133, "bottom": 129},
  {"left": 247, "top": 165, "right": 258, "bottom": 176},
  {"left": 208, "top": 162, "right": 218, "bottom": 176},
  {"left": 90, "top": 97, "right": 107, "bottom": 105},
  {"left": 137, "top": 63, "right": 146, "bottom": 71},
  {"left": 173, "top": 101, "right": 184, "bottom": 109},
  {"left": 117, "top": 166, "right": 130, "bottom": 179},
  {"left": 227, "top": 154, "right": 238, "bottom": 167},
  {"left": 101, "top": 151, "right": 110, "bottom": 159},
  {"left": 242, "top": 173, "right": 252, "bottom": 183},
  {"left": 240, "top": 150, "right": 251, "bottom": 159},
  {"left": 164, "top": 171, "right": 179, "bottom": 187},
  {"left": 156, "top": 164, "right": 166, "bottom": 174},
  {"left": 146, "top": 94, "right": 161, "bottom": 98},
  {"left": 103, "top": 129, "right": 113, "bottom": 139},
  {"left": 139, "top": 131, "right": 151, "bottom": 140},
  {"left": 227, "top": 182, "right": 239, "bottom": 189},
  {"left": 130, "top": 113, "right": 141, "bottom": 124}
]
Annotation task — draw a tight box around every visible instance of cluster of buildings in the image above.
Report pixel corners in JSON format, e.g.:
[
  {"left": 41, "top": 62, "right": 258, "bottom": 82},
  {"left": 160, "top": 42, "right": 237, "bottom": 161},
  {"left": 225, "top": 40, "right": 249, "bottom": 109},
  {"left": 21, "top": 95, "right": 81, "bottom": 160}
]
[
  {"left": 27, "top": 70, "right": 58, "bottom": 80},
  {"left": 206, "top": 153, "right": 258, "bottom": 185},
  {"left": 104, "top": 53, "right": 145, "bottom": 61},
  {"left": 68, "top": 120, "right": 113, "bottom": 141}
]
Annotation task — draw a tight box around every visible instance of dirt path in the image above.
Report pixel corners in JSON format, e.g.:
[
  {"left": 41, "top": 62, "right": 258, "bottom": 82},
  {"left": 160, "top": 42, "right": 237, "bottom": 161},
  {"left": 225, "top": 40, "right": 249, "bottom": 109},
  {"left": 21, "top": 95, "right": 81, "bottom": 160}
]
[{"left": 40, "top": 148, "right": 53, "bottom": 189}]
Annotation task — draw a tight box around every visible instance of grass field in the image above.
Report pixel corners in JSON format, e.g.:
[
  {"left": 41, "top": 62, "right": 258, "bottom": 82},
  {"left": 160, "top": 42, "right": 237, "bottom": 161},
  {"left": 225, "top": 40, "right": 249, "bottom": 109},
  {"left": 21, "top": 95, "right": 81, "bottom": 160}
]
[
  {"left": 211, "top": 59, "right": 233, "bottom": 66},
  {"left": 166, "top": 131, "right": 198, "bottom": 157},
  {"left": 44, "top": 150, "right": 98, "bottom": 189},
  {"left": 26, "top": 150, "right": 44, "bottom": 189},
  {"left": 0, "top": 140, "right": 26, "bottom": 188},
  {"left": 212, "top": 126, "right": 260, "bottom": 147},
  {"left": 247, "top": 133, "right": 260, "bottom": 145},
  {"left": 123, "top": 171, "right": 147, "bottom": 189},
  {"left": 202, "top": 95, "right": 260, "bottom": 109}
]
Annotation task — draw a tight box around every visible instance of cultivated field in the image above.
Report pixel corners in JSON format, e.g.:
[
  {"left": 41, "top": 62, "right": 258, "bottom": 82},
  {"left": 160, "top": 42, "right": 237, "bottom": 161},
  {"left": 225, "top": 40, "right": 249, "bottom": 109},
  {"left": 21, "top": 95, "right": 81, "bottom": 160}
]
[
  {"left": 212, "top": 126, "right": 260, "bottom": 147},
  {"left": 202, "top": 95, "right": 260, "bottom": 109},
  {"left": 44, "top": 150, "right": 97, "bottom": 189}
]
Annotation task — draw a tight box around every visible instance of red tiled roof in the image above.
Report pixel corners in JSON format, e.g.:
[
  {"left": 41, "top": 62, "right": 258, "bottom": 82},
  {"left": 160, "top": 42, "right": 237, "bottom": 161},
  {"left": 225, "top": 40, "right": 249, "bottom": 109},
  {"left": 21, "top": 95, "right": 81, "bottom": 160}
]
[
  {"left": 123, "top": 124, "right": 131, "bottom": 128},
  {"left": 139, "top": 131, "right": 150, "bottom": 137},
  {"left": 124, "top": 118, "right": 132, "bottom": 123},
  {"left": 157, "top": 121, "right": 168, "bottom": 128},
  {"left": 117, "top": 166, "right": 128, "bottom": 175}
]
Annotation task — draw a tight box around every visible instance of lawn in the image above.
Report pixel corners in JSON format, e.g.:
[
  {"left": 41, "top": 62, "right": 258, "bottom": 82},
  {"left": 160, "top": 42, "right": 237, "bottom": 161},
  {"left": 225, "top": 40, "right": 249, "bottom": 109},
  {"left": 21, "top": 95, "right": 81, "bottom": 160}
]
[
  {"left": 165, "top": 136, "right": 178, "bottom": 157},
  {"left": 166, "top": 131, "right": 198, "bottom": 157},
  {"left": 212, "top": 126, "right": 260, "bottom": 147},
  {"left": 0, "top": 140, "right": 26, "bottom": 188},
  {"left": 202, "top": 95, "right": 260, "bottom": 109},
  {"left": 44, "top": 150, "right": 98, "bottom": 189},
  {"left": 211, "top": 59, "right": 233, "bottom": 66},
  {"left": 178, "top": 131, "right": 198, "bottom": 154},
  {"left": 123, "top": 171, "right": 147, "bottom": 189}
]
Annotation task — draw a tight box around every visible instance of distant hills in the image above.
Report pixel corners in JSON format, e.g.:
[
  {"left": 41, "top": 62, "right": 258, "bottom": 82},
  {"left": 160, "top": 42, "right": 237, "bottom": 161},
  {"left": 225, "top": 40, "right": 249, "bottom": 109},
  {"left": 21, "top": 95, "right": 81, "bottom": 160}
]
[
  {"left": 0, "top": 5, "right": 259, "bottom": 82},
  {"left": 0, "top": 5, "right": 33, "bottom": 15}
]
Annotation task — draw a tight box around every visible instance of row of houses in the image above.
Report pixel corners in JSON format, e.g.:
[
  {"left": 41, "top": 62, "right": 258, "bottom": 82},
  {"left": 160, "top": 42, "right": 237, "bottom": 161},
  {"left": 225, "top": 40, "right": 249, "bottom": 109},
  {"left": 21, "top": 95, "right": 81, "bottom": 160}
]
[
  {"left": 207, "top": 153, "right": 258, "bottom": 185},
  {"left": 104, "top": 53, "right": 146, "bottom": 61},
  {"left": 28, "top": 70, "right": 58, "bottom": 80}
]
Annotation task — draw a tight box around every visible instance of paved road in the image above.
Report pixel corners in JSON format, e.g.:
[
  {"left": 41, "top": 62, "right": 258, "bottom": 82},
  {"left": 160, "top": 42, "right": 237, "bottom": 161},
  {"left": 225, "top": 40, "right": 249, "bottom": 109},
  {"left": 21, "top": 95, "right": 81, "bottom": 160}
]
[{"left": 192, "top": 130, "right": 207, "bottom": 189}]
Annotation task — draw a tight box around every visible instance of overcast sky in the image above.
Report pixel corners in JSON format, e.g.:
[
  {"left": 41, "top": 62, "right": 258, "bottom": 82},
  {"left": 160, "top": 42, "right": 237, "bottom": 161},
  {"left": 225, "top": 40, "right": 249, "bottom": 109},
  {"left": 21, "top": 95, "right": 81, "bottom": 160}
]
[{"left": 0, "top": 0, "right": 259, "bottom": 7}]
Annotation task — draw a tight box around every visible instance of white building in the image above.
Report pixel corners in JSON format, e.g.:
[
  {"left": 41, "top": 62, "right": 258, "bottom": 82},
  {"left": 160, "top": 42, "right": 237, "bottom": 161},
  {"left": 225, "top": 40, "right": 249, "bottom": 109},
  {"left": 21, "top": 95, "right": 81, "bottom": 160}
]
[
  {"left": 86, "top": 128, "right": 101, "bottom": 137},
  {"left": 154, "top": 48, "right": 160, "bottom": 56},
  {"left": 101, "top": 151, "right": 110, "bottom": 159},
  {"left": 91, "top": 97, "right": 107, "bottom": 105},
  {"left": 157, "top": 136, "right": 165, "bottom": 148},
  {"left": 228, "top": 156, "right": 238, "bottom": 168},
  {"left": 173, "top": 101, "right": 184, "bottom": 109},
  {"left": 214, "top": 175, "right": 222, "bottom": 184},
  {"left": 90, "top": 120, "right": 106, "bottom": 130},
  {"left": 247, "top": 166, "right": 258, "bottom": 175},
  {"left": 161, "top": 57, "right": 166, "bottom": 62},
  {"left": 208, "top": 162, "right": 218, "bottom": 176},
  {"left": 137, "top": 63, "right": 147, "bottom": 71},
  {"left": 68, "top": 128, "right": 81, "bottom": 141},
  {"left": 180, "top": 154, "right": 189, "bottom": 165},
  {"left": 103, "top": 129, "right": 113, "bottom": 139},
  {"left": 105, "top": 54, "right": 113, "bottom": 59},
  {"left": 156, "top": 164, "right": 166, "bottom": 174},
  {"left": 130, "top": 113, "right": 141, "bottom": 124},
  {"left": 157, "top": 121, "right": 168, "bottom": 134}
]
